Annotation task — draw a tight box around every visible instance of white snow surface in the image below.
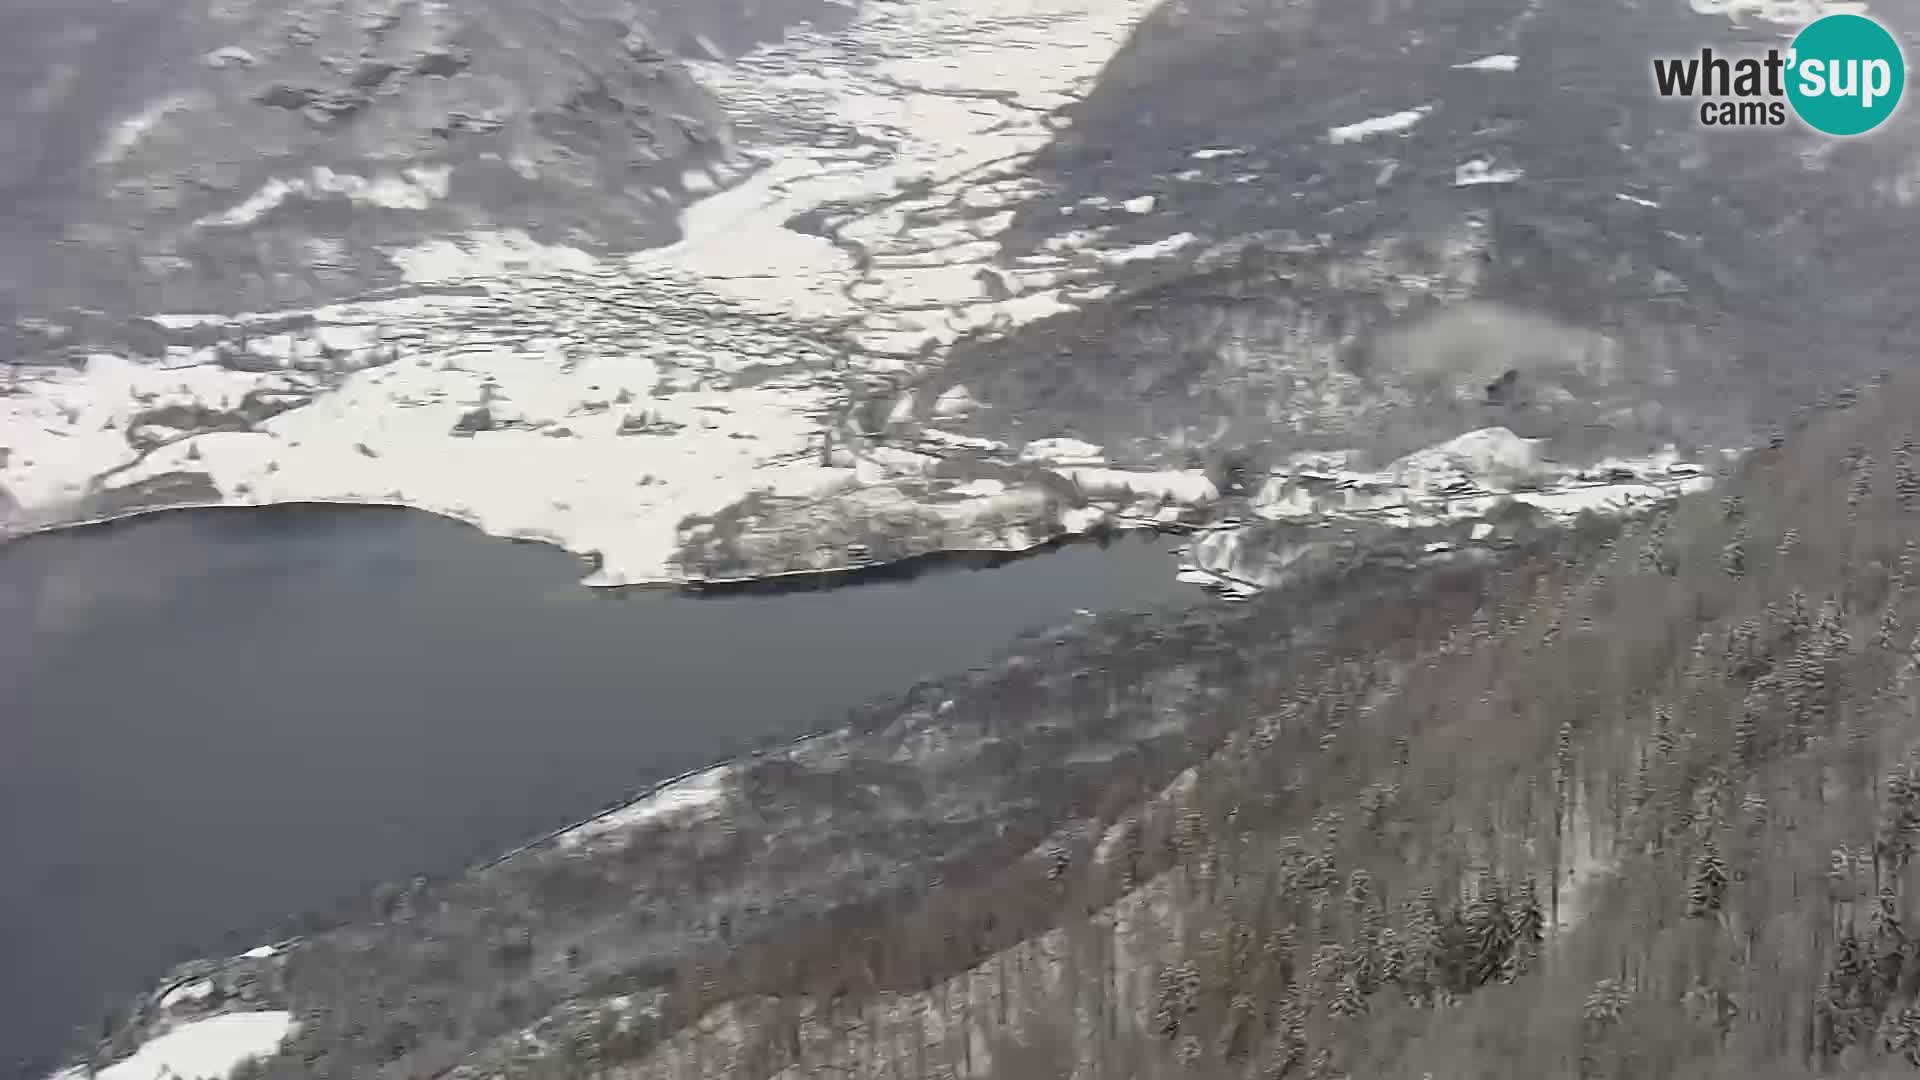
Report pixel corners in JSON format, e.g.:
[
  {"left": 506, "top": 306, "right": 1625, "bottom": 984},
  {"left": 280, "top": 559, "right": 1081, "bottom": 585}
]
[
  {"left": 1690, "top": 0, "right": 1870, "bottom": 24},
  {"left": 1384, "top": 427, "right": 1547, "bottom": 493},
  {"left": 559, "top": 767, "right": 734, "bottom": 848},
  {"left": 1062, "top": 467, "right": 1216, "bottom": 503},
  {"left": 158, "top": 980, "right": 215, "bottom": 1009},
  {"left": 932, "top": 385, "right": 980, "bottom": 417},
  {"left": 198, "top": 166, "right": 452, "bottom": 228},
  {"left": 4, "top": 0, "right": 1181, "bottom": 586},
  {"left": 1453, "top": 54, "right": 1520, "bottom": 72},
  {"left": 1099, "top": 232, "right": 1199, "bottom": 264},
  {"left": 1020, "top": 438, "right": 1108, "bottom": 465},
  {"left": 98, "top": 94, "right": 203, "bottom": 166},
  {"left": 385, "top": 231, "right": 601, "bottom": 282},
  {"left": 947, "top": 478, "right": 1009, "bottom": 498},
  {"left": 1328, "top": 106, "right": 1432, "bottom": 144},
  {"left": 51, "top": 1012, "right": 295, "bottom": 1080},
  {"left": 1246, "top": 429, "right": 1719, "bottom": 535},
  {"left": 1455, "top": 159, "right": 1525, "bottom": 187}
]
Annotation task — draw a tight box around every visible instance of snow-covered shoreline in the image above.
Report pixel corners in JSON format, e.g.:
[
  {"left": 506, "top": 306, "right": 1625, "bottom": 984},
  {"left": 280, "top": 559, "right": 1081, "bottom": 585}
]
[
  {"left": 40, "top": 431, "right": 1727, "bottom": 1080},
  {"left": 48, "top": 1012, "right": 295, "bottom": 1080}
]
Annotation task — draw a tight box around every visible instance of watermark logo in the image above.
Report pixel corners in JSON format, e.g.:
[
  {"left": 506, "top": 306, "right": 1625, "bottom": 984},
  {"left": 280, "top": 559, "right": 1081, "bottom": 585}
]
[
  {"left": 1653, "top": 11, "right": 1905, "bottom": 135},
  {"left": 1788, "top": 13, "right": 1904, "bottom": 134}
]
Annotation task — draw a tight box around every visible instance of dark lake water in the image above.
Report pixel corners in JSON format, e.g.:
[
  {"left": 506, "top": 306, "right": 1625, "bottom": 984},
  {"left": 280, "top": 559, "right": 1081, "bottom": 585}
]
[{"left": 0, "top": 507, "right": 1199, "bottom": 1075}]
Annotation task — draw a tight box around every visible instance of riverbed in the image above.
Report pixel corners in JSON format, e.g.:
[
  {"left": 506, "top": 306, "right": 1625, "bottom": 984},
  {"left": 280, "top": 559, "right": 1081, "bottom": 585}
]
[{"left": 0, "top": 507, "right": 1201, "bottom": 1076}]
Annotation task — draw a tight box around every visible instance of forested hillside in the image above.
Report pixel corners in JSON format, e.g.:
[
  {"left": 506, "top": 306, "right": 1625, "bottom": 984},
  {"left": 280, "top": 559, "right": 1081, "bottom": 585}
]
[
  {"left": 170, "top": 373, "right": 1920, "bottom": 1080},
  {"left": 510, "top": 372, "right": 1920, "bottom": 1080},
  {"left": 962, "top": 370, "right": 1920, "bottom": 1080}
]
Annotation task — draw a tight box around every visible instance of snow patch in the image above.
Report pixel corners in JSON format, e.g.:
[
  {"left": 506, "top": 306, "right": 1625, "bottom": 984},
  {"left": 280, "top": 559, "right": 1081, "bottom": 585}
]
[
  {"left": 1455, "top": 159, "right": 1524, "bottom": 187},
  {"left": 1453, "top": 54, "right": 1519, "bottom": 72},
  {"left": 1059, "top": 505, "right": 1109, "bottom": 533},
  {"left": 933, "top": 385, "right": 980, "bottom": 417},
  {"left": 919, "top": 428, "right": 1008, "bottom": 452},
  {"left": 1020, "top": 437, "right": 1106, "bottom": 465},
  {"left": 98, "top": 94, "right": 201, "bottom": 166},
  {"left": 648, "top": 0, "right": 1168, "bottom": 339},
  {"left": 159, "top": 980, "right": 215, "bottom": 1009},
  {"left": 1062, "top": 467, "right": 1216, "bottom": 503},
  {"left": 386, "top": 230, "right": 597, "bottom": 282},
  {"left": 54, "top": 1012, "right": 295, "bottom": 1080},
  {"left": 1385, "top": 427, "right": 1547, "bottom": 493},
  {"left": 558, "top": 768, "right": 732, "bottom": 848},
  {"left": 198, "top": 166, "right": 452, "bottom": 228},
  {"left": 203, "top": 46, "right": 256, "bottom": 69},
  {"left": 947, "top": 478, "right": 1008, "bottom": 498},
  {"left": 1690, "top": 0, "right": 1870, "bottom": 25},
  {"left": 1099, "top": 232, "right": 1199, "bottom": 265},
  {"left": 1328, "top": 106, "right": 1432, "bottom": 144}
]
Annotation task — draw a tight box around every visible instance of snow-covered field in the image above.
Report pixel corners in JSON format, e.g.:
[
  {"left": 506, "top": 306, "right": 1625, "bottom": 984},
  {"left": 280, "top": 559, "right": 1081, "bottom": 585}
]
[
  {"left": 0, "top": 0, "right": 1173, "bottom": 587},
  {"left": 556, "top": 765, "right": 736, "bottom": 850},
  {"left": 51, "top": 1012, "right": 295, "bottom": 1080}
]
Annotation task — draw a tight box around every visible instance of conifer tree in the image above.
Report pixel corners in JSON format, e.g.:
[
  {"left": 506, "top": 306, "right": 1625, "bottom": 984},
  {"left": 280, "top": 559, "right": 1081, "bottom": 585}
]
[
  {"left": 1722, "top": 528, "right": 1749, "bottom": 579},
  {"left": 1688, "top": 841, "right": 1728, "bottom": 919}
]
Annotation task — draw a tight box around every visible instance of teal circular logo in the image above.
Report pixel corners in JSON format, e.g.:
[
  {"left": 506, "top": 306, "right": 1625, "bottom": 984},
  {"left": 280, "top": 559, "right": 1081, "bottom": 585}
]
[{"left": 1787, "top": 14, "right": 1905, "bottom": 136}]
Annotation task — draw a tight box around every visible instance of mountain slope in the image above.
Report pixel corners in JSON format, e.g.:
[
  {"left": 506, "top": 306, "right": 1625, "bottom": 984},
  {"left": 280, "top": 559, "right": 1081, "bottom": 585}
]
[
  {"left": 9, "top": 0, "right": 1911, "bottom": 588},
  {"left": 535, "top": 371, "right": 1920, "bottom": 1080},
  {"left": 64, "top": 340, "right": 1920, "bottom": 1079},
  {"left": 2, "top": 0, "right": 837, "bottom": 332},
  {"left": 923, "top": 0, "right": 1920, "bottom": 476}
]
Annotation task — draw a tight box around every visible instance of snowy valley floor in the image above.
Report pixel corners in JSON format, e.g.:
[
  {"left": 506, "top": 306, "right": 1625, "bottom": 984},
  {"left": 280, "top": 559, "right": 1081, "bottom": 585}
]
[{"left": 0, "top": 0, "right": 1813, "bottom": 589}]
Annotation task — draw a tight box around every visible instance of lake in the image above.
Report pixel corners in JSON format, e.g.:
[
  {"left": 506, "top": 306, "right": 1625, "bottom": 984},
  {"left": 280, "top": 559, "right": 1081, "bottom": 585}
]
[{"left": 0, "top": 507, "right": 1201, "bottom": 1076}]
